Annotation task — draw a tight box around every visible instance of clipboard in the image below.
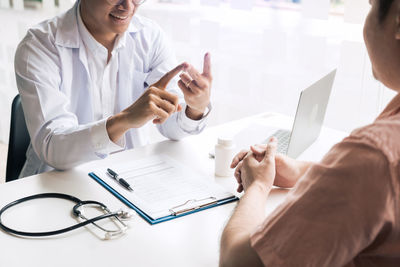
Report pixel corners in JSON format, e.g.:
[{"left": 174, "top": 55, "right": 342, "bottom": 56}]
[{"left": 88, "top": 155, "right": 238, "bottom": 225}]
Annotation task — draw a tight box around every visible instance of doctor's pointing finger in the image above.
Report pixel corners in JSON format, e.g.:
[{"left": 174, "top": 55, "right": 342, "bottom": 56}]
[{"left": 107, "top": 62, "right": 190, "bottom": 143}]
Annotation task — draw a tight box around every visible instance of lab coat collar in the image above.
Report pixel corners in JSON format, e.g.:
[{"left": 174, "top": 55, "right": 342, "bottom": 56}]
[
  {"left": 128, "top": 16, "right": 144, "bottom": 33},
  {"left": 54, "top": 1, "right": 80, "bottom": 48},
  {"left": 76, "top": 3, "right": 104, "bottom": 54},
  {"left": 55, "top": 0, "right": 144, "bottom": 49}
]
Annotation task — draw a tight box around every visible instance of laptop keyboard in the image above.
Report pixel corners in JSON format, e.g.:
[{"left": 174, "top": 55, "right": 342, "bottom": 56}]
[{"left": 266, "top": 129, "right": 291, "bottom": 154}]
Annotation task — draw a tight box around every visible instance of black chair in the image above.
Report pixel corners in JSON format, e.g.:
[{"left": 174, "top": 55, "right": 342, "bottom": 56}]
[{"left": 6, "top": 95, "right": 30, "bottom": 182}]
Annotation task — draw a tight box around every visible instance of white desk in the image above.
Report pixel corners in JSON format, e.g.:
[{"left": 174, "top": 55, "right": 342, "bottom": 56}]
[{"left": 0, "top": 113, "right": 347, "bottom": 267}]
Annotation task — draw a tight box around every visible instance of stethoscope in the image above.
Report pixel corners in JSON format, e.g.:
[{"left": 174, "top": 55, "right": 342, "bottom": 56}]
[{"left": 0, "top": 193, "right": 133, "bottom": 239}]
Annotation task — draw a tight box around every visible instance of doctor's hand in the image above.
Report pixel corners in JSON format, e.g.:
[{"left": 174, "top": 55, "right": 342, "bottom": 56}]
[
  {"left": 122, "top": 63, "right": 187, "bottom": 128},
  {"left": 237, "top": 138, "right": 277, "bottom": 193},
  {"left": 178, "top": 53, "right": 212, "bottom": 120},
  {"left": 231, "top": 142, "right": 312, "bottom": 192},
  {"left": 106, "top": 63, "right": 186, "bottom": 143}
]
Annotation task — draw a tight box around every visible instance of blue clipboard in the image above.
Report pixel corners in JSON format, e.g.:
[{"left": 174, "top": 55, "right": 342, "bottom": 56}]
[{"left": 89, "top": 172, "right": 239, "bottom": 225}]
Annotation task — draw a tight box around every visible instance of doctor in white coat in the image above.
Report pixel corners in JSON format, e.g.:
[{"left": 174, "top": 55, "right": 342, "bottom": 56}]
[{"left": 14, "top": 0, "right": 212, "bottom": 177}]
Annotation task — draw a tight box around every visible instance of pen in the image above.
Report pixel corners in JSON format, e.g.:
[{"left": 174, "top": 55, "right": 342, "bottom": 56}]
[{"left": 106, "top": 168, "right": 133, "bottom": 191}]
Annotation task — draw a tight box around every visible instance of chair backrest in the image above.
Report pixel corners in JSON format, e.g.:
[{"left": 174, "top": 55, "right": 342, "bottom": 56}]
[{"left": 6, "top": 95, "right": 30, "bottom": 182}]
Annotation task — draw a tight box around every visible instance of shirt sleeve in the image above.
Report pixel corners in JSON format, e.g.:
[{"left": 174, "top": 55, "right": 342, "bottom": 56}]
[
  {"left": 250, "top": 139, "right": 395, "bottom": 267},
  {"left": 15, "top": 35, "right": 123, "bottom": 171},
  {"left": 91, "top": 118, "right": 125, "bottom": 158},
  {"left": 143, "top": 21, "right": 209, "bottom": 140}
]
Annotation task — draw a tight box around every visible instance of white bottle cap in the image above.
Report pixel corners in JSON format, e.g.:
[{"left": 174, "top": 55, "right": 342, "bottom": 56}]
[{"left": 217, "top": 137, "right": 234, "bottom": 147}]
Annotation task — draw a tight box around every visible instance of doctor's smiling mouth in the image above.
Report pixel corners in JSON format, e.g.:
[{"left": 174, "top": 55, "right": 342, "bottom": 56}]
[
  {"left": 105, "top": 0, "right": 137, "bottom": 26},
  {"left": 108, "top": 4, "right": 135, "bottom": 25},
  {"left": 80, "top": 0, "right": 143, "bottom": 35}
]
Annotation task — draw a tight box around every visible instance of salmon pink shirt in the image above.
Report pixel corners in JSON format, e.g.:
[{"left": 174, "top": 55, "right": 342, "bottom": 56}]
[{"left": 250, "top": 94, "right": 400, "bottom": 266}]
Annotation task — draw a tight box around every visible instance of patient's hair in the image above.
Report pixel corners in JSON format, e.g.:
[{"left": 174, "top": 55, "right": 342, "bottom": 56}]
[{"left": 379, "top": 0, "right": 395, "bottom": 22}]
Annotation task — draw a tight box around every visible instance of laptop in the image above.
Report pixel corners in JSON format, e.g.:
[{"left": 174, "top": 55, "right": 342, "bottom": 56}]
[
  {"left": 264, "top": 69, "right": 336, "bottom": 158},
  {"left": 209, "top": 69, "right": 336, "bottom": 159}
]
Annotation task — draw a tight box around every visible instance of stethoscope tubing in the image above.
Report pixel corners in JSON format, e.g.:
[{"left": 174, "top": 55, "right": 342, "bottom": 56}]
[{"left": 0, "top": 193, "right": 120, "bottom": 237}]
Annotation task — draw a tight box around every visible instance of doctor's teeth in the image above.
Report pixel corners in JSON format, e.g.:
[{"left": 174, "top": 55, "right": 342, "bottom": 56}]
[{"left": 111, "top": 14, "right": 127, "bottom": 20}]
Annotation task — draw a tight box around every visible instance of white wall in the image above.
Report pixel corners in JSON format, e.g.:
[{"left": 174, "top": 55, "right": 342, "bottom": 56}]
[{"left": 0, "top": 0, "right": 396, "bottom": 145}]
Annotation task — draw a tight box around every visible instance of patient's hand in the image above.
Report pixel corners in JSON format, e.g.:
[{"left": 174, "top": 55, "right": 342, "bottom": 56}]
[
  {"left": 272, "top": 153, "right": 311, "bottom": 188},
  {"left": 231, "top": 144, "right": 312, "bottom": 191},
  {"left": 238, "top": 138, "right": 277, "bottom": 193}
]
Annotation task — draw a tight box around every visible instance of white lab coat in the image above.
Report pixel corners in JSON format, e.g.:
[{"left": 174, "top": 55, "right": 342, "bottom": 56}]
[{"left": 14, "top": 2, "right": 207, "bottom": 178}]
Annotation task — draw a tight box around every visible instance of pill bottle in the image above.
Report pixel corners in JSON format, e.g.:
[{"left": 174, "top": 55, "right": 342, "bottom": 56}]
[{"left": 215, "top": 137, "right": 235, "bottom": 177}]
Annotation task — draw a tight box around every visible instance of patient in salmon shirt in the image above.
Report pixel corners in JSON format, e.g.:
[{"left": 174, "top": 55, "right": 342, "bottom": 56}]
[{"left": 219, "top": 1, "right": 400, "bottom": 266}]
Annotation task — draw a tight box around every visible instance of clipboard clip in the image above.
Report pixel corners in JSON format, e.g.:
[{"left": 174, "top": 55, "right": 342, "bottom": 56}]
[{"left": 169, "top": 197, "right": 218, "bottom": 216}]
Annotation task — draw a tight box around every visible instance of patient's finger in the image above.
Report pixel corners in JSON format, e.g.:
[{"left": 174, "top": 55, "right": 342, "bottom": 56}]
[
  {"left": 234, "top": 162, "right": 243, "bottom": 184},
  {"left": 231, "top": 149, "right": 249, "bottom": 168},
  {"left": 263, "top": 137, "right": 278, "bottom": 163},
  {"left": 237, "top": 184, "right": 243, "bottom": 193},
  {"left": 250, "top": 144, "right": 267, "bottom": 155}
]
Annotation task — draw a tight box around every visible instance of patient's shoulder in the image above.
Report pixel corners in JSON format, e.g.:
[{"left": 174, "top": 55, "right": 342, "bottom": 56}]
[{"left": 347, "top": 114, "right": 400, "bottom": 163}]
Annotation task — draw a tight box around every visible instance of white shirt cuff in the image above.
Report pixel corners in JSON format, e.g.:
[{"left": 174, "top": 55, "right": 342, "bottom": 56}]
[
  {"left": 178, "top": 103, "right": 212, "bottom": 134},
  {"left": 90, "top": 118, "right": 125, "bottom": 158}
]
